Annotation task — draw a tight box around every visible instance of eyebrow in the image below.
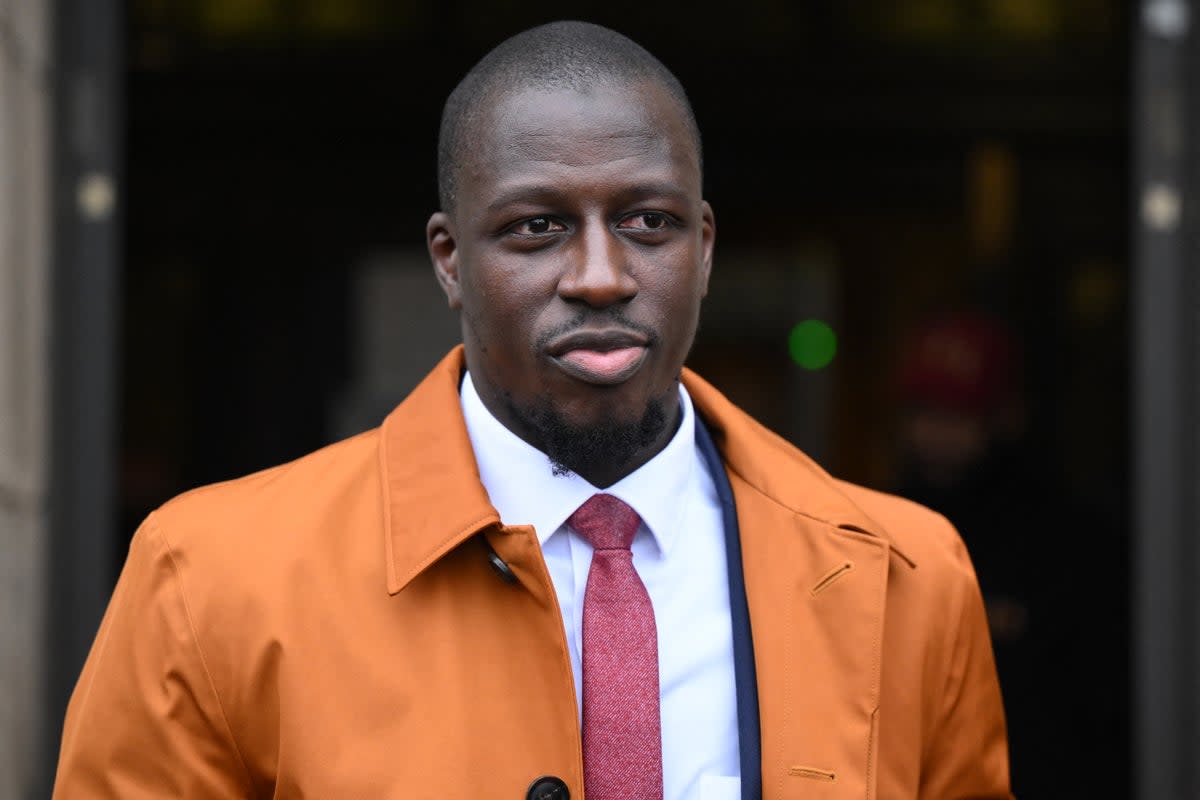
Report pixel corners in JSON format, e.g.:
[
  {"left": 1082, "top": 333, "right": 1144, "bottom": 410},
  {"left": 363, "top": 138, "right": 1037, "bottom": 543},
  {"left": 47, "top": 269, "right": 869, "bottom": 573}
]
[
  {"left": 485, "top": 181, "right": 691, "bottom": 214},
  {"left": 485, "top": 185, "right": 564, "bottom": 214}
]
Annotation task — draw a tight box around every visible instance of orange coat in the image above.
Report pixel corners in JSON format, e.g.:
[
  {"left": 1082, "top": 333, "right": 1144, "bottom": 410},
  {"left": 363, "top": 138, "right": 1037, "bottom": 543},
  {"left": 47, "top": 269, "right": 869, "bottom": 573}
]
[{"left": 55, "top": 347, "right": 1011, "bottom": 799}]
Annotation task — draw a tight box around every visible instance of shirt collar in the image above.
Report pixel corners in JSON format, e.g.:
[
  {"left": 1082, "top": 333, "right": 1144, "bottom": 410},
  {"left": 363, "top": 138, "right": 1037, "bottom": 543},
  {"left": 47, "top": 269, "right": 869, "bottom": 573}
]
[{"left": 460, "top": 372, "right": 695, "bottom": 556}]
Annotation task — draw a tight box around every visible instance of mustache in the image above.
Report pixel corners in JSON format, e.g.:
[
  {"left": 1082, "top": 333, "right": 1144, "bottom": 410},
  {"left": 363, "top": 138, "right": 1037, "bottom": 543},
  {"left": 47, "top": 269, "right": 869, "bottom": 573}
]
[{"left": 534, "top": 310, "right": 659, "bottom": 350}]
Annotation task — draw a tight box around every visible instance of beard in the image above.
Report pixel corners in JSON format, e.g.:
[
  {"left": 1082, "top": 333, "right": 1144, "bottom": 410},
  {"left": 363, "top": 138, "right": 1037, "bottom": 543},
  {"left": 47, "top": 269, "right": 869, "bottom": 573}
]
[{"left": 504, "top": 390, "right": 670, "bottom": 481}]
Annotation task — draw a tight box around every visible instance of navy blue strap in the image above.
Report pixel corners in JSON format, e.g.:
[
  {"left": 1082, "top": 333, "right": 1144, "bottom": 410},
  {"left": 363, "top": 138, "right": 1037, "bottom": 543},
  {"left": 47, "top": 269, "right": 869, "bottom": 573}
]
[{"left": 694, "top": 417, "right": 762, "bottom": 800}]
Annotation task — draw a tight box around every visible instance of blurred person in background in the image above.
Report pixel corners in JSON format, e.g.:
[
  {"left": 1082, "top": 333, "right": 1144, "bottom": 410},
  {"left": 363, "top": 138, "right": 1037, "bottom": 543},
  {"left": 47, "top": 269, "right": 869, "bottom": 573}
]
[
  {"left": 895, "top": 313, "right": 1030, "bottom": 642},
  {"left": 893, "top": 309, "right": 1123, "bottom": 797}
]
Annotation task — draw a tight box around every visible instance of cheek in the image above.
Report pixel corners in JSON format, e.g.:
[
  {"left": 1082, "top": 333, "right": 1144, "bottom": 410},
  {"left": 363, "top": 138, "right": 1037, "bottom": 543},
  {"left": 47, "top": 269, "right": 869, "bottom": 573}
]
[
  {"left": 637, "top": 239, "right": 705, "bottom": 291},
  {"left": 474, "top": 247, "right": 560, "bottom": 299},
  {"left": 461, "top": 259, "right": 522, "bottom": 323},
  {"left": 459, "top": 260, "right": 553, "bottom": 358},
  {"left": 649, "top": 257, "right": 707, "bottom": 321}
]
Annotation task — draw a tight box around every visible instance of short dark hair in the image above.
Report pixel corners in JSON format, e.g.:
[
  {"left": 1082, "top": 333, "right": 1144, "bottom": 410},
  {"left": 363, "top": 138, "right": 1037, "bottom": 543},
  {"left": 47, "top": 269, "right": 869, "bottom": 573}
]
[{"left": 436, "top": 21, "right": 702, "bottom": 212}]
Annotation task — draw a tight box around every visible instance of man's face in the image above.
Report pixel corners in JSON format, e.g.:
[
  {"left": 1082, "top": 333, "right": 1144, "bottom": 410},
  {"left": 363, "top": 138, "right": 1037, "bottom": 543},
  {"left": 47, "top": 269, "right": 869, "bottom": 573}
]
[{"left": 427, "top": 81, "right": 714, "bottom": 484}]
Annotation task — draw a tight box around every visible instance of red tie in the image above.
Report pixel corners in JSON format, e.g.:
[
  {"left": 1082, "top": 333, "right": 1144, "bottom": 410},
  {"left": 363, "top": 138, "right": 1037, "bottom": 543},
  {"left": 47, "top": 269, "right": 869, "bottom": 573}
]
[{"left": 568, "top": 494, "right": 663, "bottom": 800}]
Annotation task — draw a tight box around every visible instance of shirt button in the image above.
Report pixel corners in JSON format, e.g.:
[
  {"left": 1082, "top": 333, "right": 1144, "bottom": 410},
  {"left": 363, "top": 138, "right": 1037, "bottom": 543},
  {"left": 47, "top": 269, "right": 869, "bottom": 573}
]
[{"left": 526, "top": 775, "right": 569, "bottom": 800}]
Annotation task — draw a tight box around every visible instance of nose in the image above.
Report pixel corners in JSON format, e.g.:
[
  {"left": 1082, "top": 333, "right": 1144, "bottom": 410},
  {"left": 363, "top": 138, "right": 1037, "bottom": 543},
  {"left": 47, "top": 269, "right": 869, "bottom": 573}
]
[{"left": 557, "top": 222, "right": 637, "bottom": 308}]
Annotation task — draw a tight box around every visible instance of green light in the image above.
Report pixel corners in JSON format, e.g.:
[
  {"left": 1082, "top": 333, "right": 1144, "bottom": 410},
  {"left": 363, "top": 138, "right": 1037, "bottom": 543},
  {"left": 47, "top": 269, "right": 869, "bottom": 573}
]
[{"left": 788, "top": 320, "right": 837, "bottom": 370}]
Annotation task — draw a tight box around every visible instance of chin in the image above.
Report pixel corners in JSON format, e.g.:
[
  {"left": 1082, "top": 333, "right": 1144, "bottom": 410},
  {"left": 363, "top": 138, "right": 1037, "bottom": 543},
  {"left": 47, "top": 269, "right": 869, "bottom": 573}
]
[{"left": 508, "top": 388, "right": 670, "bottom": 480}]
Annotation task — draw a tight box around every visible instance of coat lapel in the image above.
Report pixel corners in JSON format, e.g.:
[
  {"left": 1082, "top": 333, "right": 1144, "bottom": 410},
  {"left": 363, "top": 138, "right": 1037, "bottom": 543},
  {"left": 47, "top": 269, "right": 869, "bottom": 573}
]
[
  {"left": 684, "top": 369, "right": 909, "bottom": 800},
  {"left": 734, "top": 476, "right": 890, "bottom": 799}
]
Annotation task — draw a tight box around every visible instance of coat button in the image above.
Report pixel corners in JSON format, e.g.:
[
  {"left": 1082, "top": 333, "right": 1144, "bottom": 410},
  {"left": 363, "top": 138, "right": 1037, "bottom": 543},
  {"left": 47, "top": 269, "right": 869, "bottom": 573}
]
[
  {"left": 526, "top": 775, "right": 569, "bottom": 800},
  {"left": 487, "top": 550, "right": 518, "bottom": 584}
]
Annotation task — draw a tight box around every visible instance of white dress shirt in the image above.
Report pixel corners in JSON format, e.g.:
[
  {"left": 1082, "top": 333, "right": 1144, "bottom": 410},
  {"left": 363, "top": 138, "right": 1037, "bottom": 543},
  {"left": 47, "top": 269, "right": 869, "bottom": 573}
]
[{"left": 460, "top": 372, "right": 741, "bottom": 800}]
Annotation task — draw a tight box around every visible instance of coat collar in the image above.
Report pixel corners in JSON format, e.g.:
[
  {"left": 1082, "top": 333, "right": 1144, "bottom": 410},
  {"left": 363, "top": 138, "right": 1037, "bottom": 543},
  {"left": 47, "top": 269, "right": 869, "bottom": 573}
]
[
  {"left": 679, "top": 368, "right": 915, "bottom": 568},
  {"left": 379, "top": 346, "right": 911, "bottom": 594},
  {"left": 378, "top": 348, "right": 499, "bottom": 594}
]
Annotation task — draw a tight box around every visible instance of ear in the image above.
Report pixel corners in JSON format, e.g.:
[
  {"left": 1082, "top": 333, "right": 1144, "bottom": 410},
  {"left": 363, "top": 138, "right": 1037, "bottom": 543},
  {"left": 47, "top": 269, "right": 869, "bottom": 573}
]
[
  {"left": 699, "top": 200, "right": 716, "bottom": 297},
  {"left": 427, "top": 211, "right": 463, "bottom": 309}
]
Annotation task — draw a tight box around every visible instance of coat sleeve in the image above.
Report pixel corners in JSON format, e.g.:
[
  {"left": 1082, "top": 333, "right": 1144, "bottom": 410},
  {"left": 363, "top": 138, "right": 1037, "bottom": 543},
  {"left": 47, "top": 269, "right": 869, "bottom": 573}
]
[
  {"left": 919, "top": 546, "right": 1014, "bottom": 800},
  {"left": 53, "top": 514, "right": 256, "bottom": 798}
]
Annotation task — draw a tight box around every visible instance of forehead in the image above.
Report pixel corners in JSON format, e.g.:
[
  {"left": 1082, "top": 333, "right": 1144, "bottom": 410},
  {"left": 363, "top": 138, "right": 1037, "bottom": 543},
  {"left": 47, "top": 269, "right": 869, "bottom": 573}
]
[{"left": 460, "top": 82, "right": 700, "bottom": 205}]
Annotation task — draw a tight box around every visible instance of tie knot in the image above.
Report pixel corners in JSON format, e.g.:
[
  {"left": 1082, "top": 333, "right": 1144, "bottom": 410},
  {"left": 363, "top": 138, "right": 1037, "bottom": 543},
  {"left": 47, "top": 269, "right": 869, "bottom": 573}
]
[{"left": 568, "top": 494, "right": 641, "bottom": 550}]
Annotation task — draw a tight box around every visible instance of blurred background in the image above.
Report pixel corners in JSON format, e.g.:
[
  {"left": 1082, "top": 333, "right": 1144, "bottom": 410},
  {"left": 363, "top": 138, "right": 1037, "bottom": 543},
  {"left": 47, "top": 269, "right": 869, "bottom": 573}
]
[{"left": 3, "top": 0, "right": 1198, "bottom": 797}]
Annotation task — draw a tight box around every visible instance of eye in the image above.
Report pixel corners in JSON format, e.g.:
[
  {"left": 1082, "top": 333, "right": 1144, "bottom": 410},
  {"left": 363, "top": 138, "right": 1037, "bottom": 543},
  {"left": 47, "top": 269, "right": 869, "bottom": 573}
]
[
  {"left": 510, "top": 216, "right": 567, "bottom": 236},
  {"left": 618, "top": 212, "right": 672, "bottom": 231}
]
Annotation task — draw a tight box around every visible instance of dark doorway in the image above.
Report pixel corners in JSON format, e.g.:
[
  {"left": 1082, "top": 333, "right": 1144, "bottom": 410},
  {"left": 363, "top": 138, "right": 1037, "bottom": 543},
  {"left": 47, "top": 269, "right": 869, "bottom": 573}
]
[{"left": 113, "top": 3, "right": 1131, "bottom": 796}]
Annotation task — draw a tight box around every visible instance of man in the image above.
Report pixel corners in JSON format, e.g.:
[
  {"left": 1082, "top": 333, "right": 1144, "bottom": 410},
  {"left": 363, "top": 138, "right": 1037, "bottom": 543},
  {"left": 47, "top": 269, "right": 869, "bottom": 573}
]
[{"left": 55, "top": 22, "right": 1011, "bottom": 800}]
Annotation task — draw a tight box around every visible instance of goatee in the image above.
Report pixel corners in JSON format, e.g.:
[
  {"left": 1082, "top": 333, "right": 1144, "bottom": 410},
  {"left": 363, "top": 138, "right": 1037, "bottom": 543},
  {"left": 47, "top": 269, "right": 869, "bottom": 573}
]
[{"left": 507, "top": 392, "right": 669, "bottom": 482}]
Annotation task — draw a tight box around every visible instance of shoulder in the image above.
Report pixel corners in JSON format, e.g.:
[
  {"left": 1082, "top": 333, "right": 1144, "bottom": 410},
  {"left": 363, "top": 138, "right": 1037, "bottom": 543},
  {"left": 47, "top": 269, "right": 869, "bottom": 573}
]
[
  {"left": 832, "top": 479, "right": 975, "bottom": 577},
  {"left": 157, "top": 428, "right": 379, "bottom": 528},
  {"left": 144, "top": 428, "right": 383, "bottom": 585},
  {"left": 684, "top": 368, "right": 974, "bottom": 579},
  {"left": 114, "top": 426, "right": 391, "bottom": 688}
]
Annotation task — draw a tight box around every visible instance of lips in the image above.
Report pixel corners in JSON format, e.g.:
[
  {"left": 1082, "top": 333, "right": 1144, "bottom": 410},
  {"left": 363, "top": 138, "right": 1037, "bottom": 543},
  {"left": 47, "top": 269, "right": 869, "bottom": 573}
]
[{"left": 547, "top": 329, "right": 651, "bottom": 385}]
